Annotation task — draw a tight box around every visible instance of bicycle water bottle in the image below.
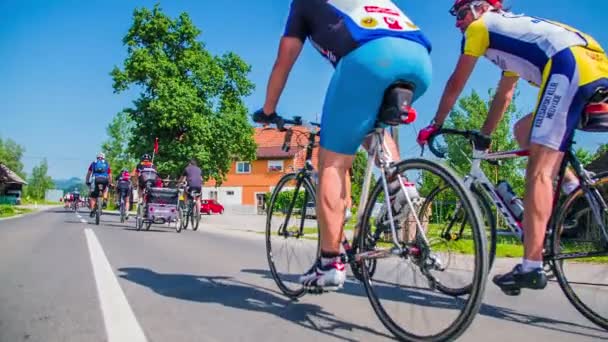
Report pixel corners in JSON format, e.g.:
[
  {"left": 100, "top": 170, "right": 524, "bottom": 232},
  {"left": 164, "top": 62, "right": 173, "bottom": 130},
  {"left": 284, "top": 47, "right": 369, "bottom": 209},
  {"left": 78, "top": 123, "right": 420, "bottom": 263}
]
[{"left": 495, "top": 180, "right": 524, "bottom": 221}]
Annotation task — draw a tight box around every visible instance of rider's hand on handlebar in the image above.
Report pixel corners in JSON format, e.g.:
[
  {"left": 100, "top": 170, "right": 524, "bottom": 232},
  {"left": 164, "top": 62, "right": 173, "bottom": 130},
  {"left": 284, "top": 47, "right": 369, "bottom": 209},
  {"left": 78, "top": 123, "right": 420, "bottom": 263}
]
[
  {"left": 252, "top": 109, "right": 285, "bottom": 130},
  {"left": 417, "top": 123, "right": 441, "bottom": 146}
]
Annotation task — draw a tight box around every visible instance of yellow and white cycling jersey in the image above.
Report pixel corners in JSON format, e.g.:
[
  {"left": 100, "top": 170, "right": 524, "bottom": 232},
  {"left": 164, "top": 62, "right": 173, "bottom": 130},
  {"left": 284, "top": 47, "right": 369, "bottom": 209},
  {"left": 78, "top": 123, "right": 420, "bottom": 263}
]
[{"left": 462, "top": 11, "right": 604, "bottom": 86}]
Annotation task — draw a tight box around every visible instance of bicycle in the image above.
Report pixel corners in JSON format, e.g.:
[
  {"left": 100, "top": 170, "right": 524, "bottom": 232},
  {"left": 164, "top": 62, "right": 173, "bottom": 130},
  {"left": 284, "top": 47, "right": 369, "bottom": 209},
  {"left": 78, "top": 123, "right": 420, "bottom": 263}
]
[
  {"left": 118, "top": 190, "right": 129, "bottom": 223},
  {"left": 263, "top": 83, "right": 488, "bottom": 341},
  {"left": 135, "top": 185, "right": 153, "bottom": 231},
  {"left": 72, "top": 197, "right": 79, "bottom": 213},
  {"left": 426, "top": 116, "right": 608, "bottom": 330},
  {"left": 179, "top": 185, "right": 201, "bottom": 231},
  {"left": 92, "top": 182, "right": 108, "bottom": 226}
]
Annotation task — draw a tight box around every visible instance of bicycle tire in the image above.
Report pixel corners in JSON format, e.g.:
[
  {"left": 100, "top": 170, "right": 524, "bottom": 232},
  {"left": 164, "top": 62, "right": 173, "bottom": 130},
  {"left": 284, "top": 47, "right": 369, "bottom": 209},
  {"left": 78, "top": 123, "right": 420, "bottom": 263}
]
[
  {"left": 266, "top": 172, "right": 319, "bottom": 299},
  {"left": 120, "top": 199, "right": 126, "bottom": 223},
  {"left": 136, "top": 204, "right": 143, "bottom": 231},
  {"left": 358, "top": 158, "right": 487, "bottom": 341},
  {"left": 183, "top": 202, "right": 190, "bottom": 230},
  {"left": 192, "top": 202, "right": 201, "bottom": 231},
  {"left": 420, "top": 183, "right": 496, "bottom": 296},
  {"left": 179, "top": 203, "right": 187, "bottom": 230},
  {"left": 551, "top": 171, "right": 608, "bottom": 330},
  {"left": 95, "top": 198, "right": 101, "bottom": 226}
]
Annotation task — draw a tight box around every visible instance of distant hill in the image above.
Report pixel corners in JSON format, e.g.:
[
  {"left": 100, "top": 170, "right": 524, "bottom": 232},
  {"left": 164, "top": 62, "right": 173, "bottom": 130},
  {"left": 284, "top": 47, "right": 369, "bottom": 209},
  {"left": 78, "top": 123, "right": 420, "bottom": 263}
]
[{"left": 53, "top": 177, "right": 87, "bottom": 194}]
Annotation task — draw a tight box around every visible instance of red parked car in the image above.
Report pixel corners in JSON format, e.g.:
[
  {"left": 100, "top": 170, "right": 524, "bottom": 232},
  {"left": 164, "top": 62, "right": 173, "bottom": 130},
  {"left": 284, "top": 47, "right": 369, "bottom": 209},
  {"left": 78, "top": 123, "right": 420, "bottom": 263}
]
[{"left": 201, "top": 199, "right": 224, "bottom": 214}]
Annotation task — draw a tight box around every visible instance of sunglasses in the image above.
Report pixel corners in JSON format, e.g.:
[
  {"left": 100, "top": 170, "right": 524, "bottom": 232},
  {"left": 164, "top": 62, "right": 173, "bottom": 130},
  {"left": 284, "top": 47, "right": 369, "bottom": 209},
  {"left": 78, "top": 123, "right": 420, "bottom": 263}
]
[{"left": 455, "top": 7, "right": 471, "bottom": 21}]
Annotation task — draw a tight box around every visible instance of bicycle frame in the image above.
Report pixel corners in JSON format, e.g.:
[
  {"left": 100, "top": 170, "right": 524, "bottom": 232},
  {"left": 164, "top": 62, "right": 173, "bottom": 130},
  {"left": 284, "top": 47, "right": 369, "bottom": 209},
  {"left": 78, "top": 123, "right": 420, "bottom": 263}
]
[
  {"left": 353, "top": 127, "right": 430, "bottom": 254},
  {"left": 436, "top": 129, "right": 608, "bottom": 247},
  {"left": 465, "top": 149, "right": 527, "bottom": 240}
]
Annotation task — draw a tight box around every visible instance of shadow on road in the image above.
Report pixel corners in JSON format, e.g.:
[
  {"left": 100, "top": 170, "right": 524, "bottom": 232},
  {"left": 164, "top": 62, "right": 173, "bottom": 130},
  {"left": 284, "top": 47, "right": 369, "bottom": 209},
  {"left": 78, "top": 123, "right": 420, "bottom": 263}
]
[
  {"left": 241, "top": 269, "right": 608, "bottom": 340},
  {"left": 118, "top": 267, "right": 396, "bottom": 341}
]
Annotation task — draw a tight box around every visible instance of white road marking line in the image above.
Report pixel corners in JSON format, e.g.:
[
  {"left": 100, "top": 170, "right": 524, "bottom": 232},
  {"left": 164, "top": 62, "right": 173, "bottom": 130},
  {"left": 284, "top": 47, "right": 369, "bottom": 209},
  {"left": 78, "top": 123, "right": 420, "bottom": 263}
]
[{"left": 84, "top": 228, "right": 148, "bottom": 342}]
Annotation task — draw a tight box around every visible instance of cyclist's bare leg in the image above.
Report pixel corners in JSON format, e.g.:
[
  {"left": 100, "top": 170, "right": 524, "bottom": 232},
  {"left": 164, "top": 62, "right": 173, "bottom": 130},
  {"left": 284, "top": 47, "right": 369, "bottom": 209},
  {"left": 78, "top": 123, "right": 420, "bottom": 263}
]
[
  {"left": 515, "top": 114, "right": 578, "bottom": 186},
  {"left": 523, "top": 143, "right": 564, "bottom": 261},
  {"left": 318, "top": 147, "right": 354, "bottom": 255},
  {"left": 361, "top": 130, "right": 400, "bottom": 165}
]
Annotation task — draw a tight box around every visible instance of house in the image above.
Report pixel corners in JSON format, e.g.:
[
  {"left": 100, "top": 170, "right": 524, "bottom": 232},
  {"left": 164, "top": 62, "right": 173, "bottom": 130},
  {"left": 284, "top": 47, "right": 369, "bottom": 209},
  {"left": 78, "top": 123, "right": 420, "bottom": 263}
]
[
  {"left": 202, "top": 127, "right": 319, "bottom": 211},
  {"left": 0, "top": 163, "right": 27, "bottom": 204}
]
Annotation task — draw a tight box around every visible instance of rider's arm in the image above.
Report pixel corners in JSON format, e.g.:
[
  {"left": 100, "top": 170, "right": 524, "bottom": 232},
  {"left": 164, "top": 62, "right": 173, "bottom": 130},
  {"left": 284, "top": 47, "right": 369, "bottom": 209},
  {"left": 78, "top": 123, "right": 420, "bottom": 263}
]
[
  {"left": 262, "top": 37, "right": 304, "bottom": 114},
  {"left": 433, "top": 54, "right": 478, "bottom": 126},
  {"left": 480, "top": 73, "right": 519, "bottom": 136},
  {"left": 433, "top": 20, "right": 488, "bottom": 126}
]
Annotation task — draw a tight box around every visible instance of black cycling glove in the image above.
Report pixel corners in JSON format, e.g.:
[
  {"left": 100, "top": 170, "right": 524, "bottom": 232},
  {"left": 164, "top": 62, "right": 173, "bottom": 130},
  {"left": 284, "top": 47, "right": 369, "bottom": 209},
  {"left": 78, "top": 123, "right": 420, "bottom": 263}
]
[{"left": 252, "top": 109, "right": 285, "bottom": 130}]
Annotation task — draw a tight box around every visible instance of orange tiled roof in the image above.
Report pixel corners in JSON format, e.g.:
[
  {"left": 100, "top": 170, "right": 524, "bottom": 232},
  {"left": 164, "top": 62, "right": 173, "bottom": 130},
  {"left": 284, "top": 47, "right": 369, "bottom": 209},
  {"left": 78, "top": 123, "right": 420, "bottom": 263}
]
[{"left": 254, "top": 126, "right": 319, "bottom": 169}]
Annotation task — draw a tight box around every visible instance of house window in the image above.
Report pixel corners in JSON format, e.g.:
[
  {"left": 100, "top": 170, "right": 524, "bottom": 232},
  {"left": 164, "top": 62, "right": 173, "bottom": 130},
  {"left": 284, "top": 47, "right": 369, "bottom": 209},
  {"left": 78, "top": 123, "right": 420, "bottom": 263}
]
[
  {"left": 236, "top": 161, "right": 251, "bottom": 174},
  {"left": 268, "top": 160, "right": 283, "bottom": 172},
  {"left": 226, "top": 191, "right": 234, "bottom": 195}
]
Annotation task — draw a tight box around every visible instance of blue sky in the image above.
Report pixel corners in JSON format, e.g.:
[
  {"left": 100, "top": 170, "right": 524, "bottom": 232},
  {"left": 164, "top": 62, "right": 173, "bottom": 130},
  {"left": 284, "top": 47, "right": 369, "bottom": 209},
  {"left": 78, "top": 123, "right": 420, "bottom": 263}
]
[{"left": 1, "top": 0, "right": 606, "bottom": 179}]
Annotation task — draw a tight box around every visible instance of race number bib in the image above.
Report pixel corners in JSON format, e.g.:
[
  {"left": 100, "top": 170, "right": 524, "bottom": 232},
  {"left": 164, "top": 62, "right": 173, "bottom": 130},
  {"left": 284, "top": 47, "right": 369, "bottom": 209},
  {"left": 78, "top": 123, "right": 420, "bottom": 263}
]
[{"left": 328, "top": 0, "right": 418, "bottom": 32}]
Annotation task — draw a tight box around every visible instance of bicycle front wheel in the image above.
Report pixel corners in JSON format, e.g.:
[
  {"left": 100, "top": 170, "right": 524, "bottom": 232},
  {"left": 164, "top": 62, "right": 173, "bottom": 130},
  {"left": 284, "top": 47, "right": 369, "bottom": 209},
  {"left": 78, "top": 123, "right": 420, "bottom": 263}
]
[
  {"left": 266, "top": 172, "right": 319, "bottom": 299},
  {"left": 551, "top": 172, "right": 608, "bottom": 330},
  {"left": 358, "top": 158, "right": 487, "bottom": 341},
  {"left": 418, "top": 183, "right": 496, "bottom": 296},
  {"left": 192, "top": 202, "right": 201, "bottom": 231}
]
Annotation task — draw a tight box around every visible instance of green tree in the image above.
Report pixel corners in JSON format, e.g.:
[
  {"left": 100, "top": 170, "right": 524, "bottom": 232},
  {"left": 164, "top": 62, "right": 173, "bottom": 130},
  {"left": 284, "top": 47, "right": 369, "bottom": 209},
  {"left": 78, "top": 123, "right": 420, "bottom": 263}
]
[
  {"left": 111, "top": 5, "right": 256, "bottom": 182},
  {"left": 594, "top": 143, "right": 608, "bottom": 160},
  {"left": 102, "top": 111, "right": 137, "bottom": 175},
  {"left": 25, "top": 159, "right": 54, "bottom": 200},
  {"left": 574, "top": 147, "right": 595, "bottom": 166},
  {"left": 0, "top": 137, "right": 26, "bottom": 178},
  {"left": 431, "top": 89, "right": 526, "bottom": 195}
]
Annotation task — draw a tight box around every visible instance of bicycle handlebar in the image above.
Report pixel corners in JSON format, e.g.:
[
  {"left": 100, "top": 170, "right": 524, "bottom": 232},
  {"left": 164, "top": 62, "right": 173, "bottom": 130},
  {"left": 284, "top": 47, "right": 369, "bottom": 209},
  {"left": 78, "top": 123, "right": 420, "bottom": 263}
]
[
  {"left": 427, "top": 128, "right": 499, "bottom": 166},
  {"left": 276, "top": 115, "right": 320, "bottom": 153}
]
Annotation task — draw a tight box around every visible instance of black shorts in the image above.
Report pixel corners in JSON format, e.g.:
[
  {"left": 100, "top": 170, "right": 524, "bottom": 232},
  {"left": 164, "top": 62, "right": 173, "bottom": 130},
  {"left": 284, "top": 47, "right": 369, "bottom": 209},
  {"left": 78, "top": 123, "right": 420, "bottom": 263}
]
[
  {"left": 91, "top": 177, "right": 109, "bottom": 198},
  {"left": 187, "top": 186, "right": 202, "bottom": 199}
]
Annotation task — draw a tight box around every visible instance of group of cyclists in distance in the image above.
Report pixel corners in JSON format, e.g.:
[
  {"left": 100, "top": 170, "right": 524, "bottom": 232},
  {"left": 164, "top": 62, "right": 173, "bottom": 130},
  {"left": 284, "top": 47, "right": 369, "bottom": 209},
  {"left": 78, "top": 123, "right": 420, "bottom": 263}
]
[
  {"left": 80, "top": 152, "right": 203, "bottom": 221},
  {"left": 65, "top": 0, "right": 608, "bottom": 339}
]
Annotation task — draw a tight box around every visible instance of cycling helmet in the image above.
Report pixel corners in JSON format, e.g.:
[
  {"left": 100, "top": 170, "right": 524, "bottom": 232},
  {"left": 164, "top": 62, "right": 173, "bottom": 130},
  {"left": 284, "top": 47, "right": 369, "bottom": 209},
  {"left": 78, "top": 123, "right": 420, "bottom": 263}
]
[
  {"left": 450, "top": 0, "right": 501, "bottom": 16},
  {"left": 141, "top": 153, "right": 152, "bottom": 161},
  {"left": 97, "top": 152, "right": 105, "bottom": 159}
]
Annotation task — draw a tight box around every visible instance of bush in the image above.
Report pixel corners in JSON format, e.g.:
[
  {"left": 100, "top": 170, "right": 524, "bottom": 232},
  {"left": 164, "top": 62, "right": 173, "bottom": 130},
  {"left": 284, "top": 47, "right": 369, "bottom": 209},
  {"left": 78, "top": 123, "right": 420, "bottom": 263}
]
[{"left": 0, "top": 205, "right": 16, "bottom": 217}]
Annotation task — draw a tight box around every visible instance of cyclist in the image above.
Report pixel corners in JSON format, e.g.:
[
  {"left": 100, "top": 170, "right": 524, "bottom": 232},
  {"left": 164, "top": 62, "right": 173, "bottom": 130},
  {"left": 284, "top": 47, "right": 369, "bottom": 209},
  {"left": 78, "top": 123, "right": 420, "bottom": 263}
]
[
  {"left": 72, "top": 187, "right": 80, "bottom": 209},
  {"left": 417, "top": 0, "right": 608, "bottom": 294},
  {"left": 133, "top": 154, "right": 158, "bottom": 204},
  {"left": 253, "top": 0, "right": 432, "bottom": 290},
  {"left": 86, "top": 152, "right": 113, "bottom": 217},
  {"left": 115, "top": 169, "right": 132, "bottom": 219},
  {"left": 178, "top": 158, "right": 203, "bottom": 211}
]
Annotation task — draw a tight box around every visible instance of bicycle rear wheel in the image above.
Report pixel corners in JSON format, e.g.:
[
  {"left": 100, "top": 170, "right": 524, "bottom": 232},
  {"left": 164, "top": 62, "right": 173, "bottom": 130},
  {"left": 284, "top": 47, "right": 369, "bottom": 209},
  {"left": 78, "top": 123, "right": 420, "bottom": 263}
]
[
  {"left": 120, "top": 200, "right": 126, "bottom": 223},
  {"left": 358, "top": 158, "right": 487, "bottom": 341},
  {"left": 551, "top": 172, "right": 608, "bottom": 330},
  {"left": 183, "top": 202, "right": 190, "bottom": 230},
  {"left": 95, "top": 198, "right": 101, "bottom": 225},
  {"left": 266, "top": 172, "right": 319, "bottom": 299},
  {"left": 136, "top": 203, "right": 143, "bottom": 231},
  {"left": 192, "top": 202, "right": 201, "bottom": 231}
]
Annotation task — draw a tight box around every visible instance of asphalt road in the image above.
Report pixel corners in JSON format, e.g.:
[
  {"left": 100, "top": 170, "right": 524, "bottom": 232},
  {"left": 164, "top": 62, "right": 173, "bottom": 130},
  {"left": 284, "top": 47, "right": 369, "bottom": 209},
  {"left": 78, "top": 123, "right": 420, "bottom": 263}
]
[{"left": 1, "top": 208, "right": 607, "bottom": 341}]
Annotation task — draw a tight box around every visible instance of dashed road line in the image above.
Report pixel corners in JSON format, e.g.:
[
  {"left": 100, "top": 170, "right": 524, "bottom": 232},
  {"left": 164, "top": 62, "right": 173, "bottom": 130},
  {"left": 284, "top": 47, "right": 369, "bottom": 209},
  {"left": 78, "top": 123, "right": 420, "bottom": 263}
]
[{"left": 84, "top": 228, "right": 148, "bottom": 342}]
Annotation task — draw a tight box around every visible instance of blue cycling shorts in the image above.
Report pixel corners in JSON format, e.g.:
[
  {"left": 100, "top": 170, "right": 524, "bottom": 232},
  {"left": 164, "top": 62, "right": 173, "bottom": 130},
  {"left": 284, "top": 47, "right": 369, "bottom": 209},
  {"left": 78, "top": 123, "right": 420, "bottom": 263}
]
[{"left": 320, "top": 37, "right": 432, "bottom": 155}]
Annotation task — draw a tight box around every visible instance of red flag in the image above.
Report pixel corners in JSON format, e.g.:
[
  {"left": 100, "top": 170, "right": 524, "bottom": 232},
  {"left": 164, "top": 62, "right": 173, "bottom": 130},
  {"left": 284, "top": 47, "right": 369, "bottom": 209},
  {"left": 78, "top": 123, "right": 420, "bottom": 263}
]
[{"left": 154, "top": 137, "right": 159, "bottom": 154}]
